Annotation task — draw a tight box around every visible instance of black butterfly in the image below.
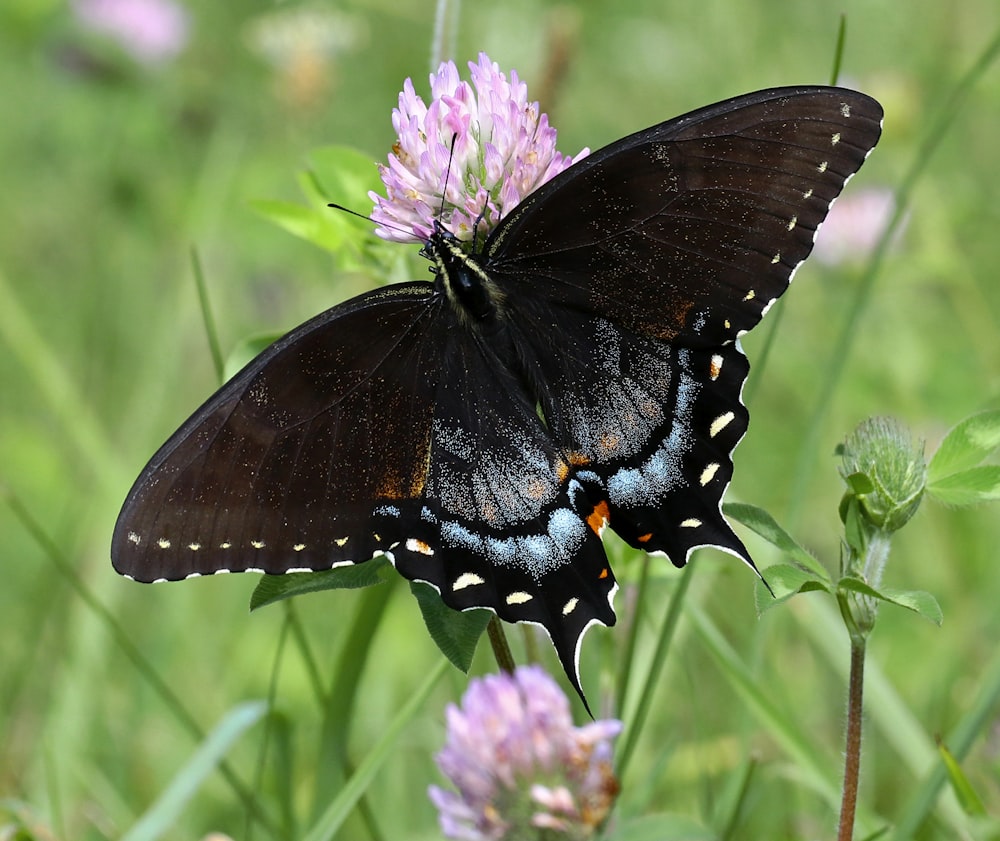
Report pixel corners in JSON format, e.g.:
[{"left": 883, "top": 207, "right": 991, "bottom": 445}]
[{"left": 113, "top": 87, "right": 882, "bottom": 701}]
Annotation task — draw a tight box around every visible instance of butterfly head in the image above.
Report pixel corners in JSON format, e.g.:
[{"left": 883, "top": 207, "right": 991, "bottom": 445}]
[{"left": 423, "top": 220, "right": 500, "bottom": 321}]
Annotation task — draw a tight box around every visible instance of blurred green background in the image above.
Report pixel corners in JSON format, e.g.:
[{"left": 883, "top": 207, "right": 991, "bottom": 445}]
[{"left": 2, "top": 0, "right": 999, "bottom": 839}]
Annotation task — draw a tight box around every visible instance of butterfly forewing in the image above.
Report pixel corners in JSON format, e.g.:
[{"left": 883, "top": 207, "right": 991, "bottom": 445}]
[
  {"left": 487, "top": 88, "right": 883, "bottom": 345},
  {"left": 112, "top": 283, "right": 443, "bottom": 581},
  {"left": 113, "top": 86, "right": 882, "bottom": 703}
]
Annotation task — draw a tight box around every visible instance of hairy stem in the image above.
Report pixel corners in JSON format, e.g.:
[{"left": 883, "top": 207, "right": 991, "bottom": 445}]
[
  {"left": 487, "top": 615, "right": 516, "bottom": 674},
  {"left": 837, "top": 639, "right": 866, "bottom": 841}
]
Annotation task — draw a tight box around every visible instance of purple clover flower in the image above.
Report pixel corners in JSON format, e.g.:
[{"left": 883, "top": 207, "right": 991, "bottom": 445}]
[
  {"left": 72, "top": 0, "right": 189, "bottom": 65},
  {"left": 813, "top": 186, "right": 902, "bottom": 266},
  {"left": 370, "top": 53, "right": 589, "bottom": 244},
  {"left": 429, "top": 666, "right": 621, "bottom": 840}
]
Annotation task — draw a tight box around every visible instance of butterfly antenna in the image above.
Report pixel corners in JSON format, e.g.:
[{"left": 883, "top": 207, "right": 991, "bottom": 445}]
[
  {"left": 471, "top": 204, "right": 489, "bottom": 252},
  {"left": 435, "top": 133, "right": 459, "bottom": 233},
  {"left": 327, "top": 202, "right": 416, "bottom": 240}
]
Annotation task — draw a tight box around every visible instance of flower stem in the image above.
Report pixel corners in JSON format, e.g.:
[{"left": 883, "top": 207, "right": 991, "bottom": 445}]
[
  {"left": 837, "top": 638, "right": 866, "bottom": 841},
  {"left": 487, "top": 615, "right": 516, "bottom": 674}
]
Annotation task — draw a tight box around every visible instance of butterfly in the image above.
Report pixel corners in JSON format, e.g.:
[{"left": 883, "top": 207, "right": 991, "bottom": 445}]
[{"left": 112, "top": 87, "right": 882, "bottom": 702}]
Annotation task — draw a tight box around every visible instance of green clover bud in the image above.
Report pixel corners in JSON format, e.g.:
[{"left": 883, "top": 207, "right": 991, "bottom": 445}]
[{"left": 839, "top": 417, "right": 927, "bottom": 534}]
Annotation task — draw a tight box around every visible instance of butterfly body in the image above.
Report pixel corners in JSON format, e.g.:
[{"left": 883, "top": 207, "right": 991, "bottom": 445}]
[
  {"left": 426, "top": 227, "right": 503, "bottom": 321},
  {"left": 113, "top": 87, "right": 883, "bottom": 699}
]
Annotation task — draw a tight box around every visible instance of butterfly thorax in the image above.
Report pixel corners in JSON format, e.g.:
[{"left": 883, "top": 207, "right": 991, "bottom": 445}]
[{"left": 424, "top": 228, "right": 504, "bottom": 323}]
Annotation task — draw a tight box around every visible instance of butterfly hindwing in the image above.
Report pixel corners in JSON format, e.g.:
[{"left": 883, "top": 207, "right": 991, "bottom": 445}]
[
  {"left": 476, "top": 85, "right": 882, "bottom": 578},
  {"left": 499, "top": 297, "right": 752, "bottom": 568},
  {"left": 392, "top": 317, "right": 618, "bottom": 700}
]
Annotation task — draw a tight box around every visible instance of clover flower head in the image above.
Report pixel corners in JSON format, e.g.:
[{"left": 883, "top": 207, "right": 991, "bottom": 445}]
[
  {"left": 429, "top": 666, "right": 621, "bottom": 840},
  {"left": 813, "top": 186, "right": 901, "bottom": 266},
  {"left": 72, "top": 0, "right": 189, "bottom": 65},
  {"left": 370, "top": 53, "right": 588, "bottom": 244}
]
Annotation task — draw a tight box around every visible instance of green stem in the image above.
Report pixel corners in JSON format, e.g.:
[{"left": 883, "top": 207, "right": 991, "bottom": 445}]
[
  {"left": 615, "top": 553, "right": 651, "bottom": 714},
  {"left": 837, "top": 639, "right": 866, "bottom": 841},
  {"left": 520, "top": 623, "right": 541, "bottom": 665},
  {"left": 190, "top": 246, "right": 225, "bottom": 385},
  {"left": 616, "top": 559, "right": 696, "bottom": 778},
  {"left": 487, "top": 615, "right": 516, "bottom": 674}
]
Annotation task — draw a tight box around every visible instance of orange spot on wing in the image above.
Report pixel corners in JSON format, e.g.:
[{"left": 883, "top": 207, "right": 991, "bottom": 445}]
[
  {"left": 557, "top": 451, "right": 591, "bottom": 483},
  {"left": 637, "top": 532, "right": 653, "bottom": 544},
  {"left": 599, "top": 567, "right": 609, "bottom": 580},
  {"left": 524, "top": 477, "right": 549, "bottom": 499},
  {"left": 586, "top": 500, "right": 610, "bottom": 535},
  {"left": 598, "top": 433, "right": 621, "bottom": 453}
]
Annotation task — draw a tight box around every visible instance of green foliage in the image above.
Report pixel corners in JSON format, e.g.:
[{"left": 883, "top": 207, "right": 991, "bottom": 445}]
[
  {"left": 937, "top": 741, "right": 987, "bottom": 818},
  {"left": 725, "top": 501, "right": 828, "bottom": 578},
  {"left": 926, "top": 410, "right": 1000, "bottom": 504},
  {"left": 733, "top": 421, "right": 951, "bottom": 627},
  {"left": 410, "top": 582, "right": 492, "bottom": 674},
  {"left": 251, "top": 145, "right": 388, "bottom": 270},
  {"left": 250, "top": 557, "right": 393, "bottom": 611},
  {"left": 835, "top": 577, "right": 942, "bottom": 626},
  {"left": 3, "top": 3, "right": 1000, "bottom": 840},
  {"left": 121, "top": 702, "right": 268, "bottom": 841},
  {"left": 927, "top": 410, "right": 1000, "bottom": 480},
  {"left": 250, "top": 561, "right": 490, "bottom": 673}
]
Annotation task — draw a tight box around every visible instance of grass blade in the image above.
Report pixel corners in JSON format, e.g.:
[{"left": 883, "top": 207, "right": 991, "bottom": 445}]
[
  {"left": 121, "top": 701, "right": 268, "bottom": 841},
  {"left": 302, "top": 658, "right": 450, "bottom": 841}
]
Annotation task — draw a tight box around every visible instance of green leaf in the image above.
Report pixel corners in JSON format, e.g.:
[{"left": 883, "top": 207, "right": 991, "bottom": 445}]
[
  {"left": 937, "top": 740, "right": 987, "bottom": 816},
  {"left": 928, "top": 465, "right": 1000, "bottom": 506},
  {"left": 223, "top": 332, "right": 283, "bottom": 381},
  {"left": 309, "top": 145, "right": 383, "bottom": 203},
  {"left": 877, "top": 587, "right": 944, "bottom": 625},
  {"left": 837, "top": 577, "right": 943, "bottom": 625},
  {"left": 253, "top": 145, "right": 384, "bottom": 262},
  {"left": 251, "top": 198, "right": 328, "bottom": 245},
  {"left": 724, "top": 502, "right": 829, "bottom": 579},
  {"left": 410, "top": 582, "right": 491, "bottom": 673},
  {"left": 121, "top": 702, "right": 268, "bottom": 841},
  {"left": 294, "top": 170, "right": 361, "bottom": 255},
  {"left": 842, "top": 495, "right": 867, "bottom": 555},
  {"left": 755, "top": 563, "right": 833, "bottom": 613},
  {"left": 250, "top": 557, "right": 392, "bottom": 611},
  {"left": 844, "top": 470, "right": 876, "bottom": 495},
  {"left": 928, "top": 410, "right": 1000, "bottom": 481},
  {"left": 301, "top": 146, "right": 384, "bottom": 260}
]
